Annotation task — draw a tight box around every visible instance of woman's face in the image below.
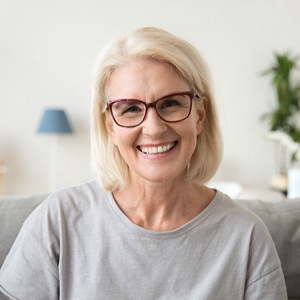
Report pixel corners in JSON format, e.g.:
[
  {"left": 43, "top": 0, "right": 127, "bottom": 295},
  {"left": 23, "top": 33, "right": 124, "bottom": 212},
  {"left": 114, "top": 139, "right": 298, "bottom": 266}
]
[{"left": 105, "top": 58, "right": 206, "bottom": 185}]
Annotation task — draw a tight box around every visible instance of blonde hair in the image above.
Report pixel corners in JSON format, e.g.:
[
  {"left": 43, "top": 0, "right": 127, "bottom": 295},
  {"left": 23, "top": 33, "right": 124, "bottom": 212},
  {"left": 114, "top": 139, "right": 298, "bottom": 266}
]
[{"left": 91, "top": 27, "right": 223, "bottom": 191}]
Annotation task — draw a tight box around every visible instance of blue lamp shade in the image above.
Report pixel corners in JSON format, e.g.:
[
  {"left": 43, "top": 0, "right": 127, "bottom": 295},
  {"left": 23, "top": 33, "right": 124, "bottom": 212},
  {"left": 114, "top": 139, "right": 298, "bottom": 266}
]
[{"left": 37, "top": 109, "right": 73, "bottom": 134}]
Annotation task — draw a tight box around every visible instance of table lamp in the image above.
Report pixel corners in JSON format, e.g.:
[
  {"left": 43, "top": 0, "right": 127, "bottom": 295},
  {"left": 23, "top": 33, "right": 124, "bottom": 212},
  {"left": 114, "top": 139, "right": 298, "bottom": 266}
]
[{"left": 37, "top": 108, "right": 73, "bottom": 191}]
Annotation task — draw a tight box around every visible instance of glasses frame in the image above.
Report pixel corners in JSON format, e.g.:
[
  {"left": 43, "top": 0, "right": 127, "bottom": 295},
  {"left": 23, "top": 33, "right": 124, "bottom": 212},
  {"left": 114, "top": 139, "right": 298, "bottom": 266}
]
[{"left": 106, "top": 91, "right": 198, "bottom": 128}]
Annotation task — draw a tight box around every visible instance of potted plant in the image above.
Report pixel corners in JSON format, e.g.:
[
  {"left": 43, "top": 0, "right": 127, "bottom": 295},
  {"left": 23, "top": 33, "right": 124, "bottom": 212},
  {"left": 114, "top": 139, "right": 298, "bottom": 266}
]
[{"left": 261, "top": 52, "right": 300, "bottom": 193}]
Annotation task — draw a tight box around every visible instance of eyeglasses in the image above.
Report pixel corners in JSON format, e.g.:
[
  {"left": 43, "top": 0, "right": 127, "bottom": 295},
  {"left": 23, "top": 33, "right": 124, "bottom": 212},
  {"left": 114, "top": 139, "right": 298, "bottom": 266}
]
[{"left": 106, "top": 91, "right": 198, "bottom": 128}]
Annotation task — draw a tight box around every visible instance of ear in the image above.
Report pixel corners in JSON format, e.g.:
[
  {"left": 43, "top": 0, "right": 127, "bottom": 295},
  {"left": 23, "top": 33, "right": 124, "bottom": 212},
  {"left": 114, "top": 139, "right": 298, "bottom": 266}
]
[{"left": 196, "top": 97, "right": 207, "bottom": 135}]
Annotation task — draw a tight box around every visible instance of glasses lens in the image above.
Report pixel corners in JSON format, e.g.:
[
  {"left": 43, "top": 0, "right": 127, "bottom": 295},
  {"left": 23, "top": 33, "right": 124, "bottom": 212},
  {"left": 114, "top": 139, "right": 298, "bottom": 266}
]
[
  {"left": 156, "top": 94, "right": 191, "bottom": 122},
  {"left": 111, "top": 100, "right": 146, "bottom": 127}
]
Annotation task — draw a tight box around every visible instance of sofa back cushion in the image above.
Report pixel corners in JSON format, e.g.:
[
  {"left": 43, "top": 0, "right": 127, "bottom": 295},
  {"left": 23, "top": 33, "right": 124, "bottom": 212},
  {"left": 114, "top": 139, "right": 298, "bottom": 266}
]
[{"left": 0, "top": 194, "right": 47, "bottom": 268}]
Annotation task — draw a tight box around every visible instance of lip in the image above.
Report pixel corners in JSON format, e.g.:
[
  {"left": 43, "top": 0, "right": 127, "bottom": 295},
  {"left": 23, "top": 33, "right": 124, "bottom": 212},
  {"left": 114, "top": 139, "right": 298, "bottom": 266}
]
[{"left": 137, "top": 141, "right": 177, "bottom": 155}]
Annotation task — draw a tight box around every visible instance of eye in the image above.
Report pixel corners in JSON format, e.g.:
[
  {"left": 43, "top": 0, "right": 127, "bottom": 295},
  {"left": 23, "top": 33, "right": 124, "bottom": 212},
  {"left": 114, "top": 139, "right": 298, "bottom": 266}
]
[
  {"left": 158, "top": 97, "right": 188, "bottom": 112},
  {"left": 123, "top": 105, "right": 142, "bottom": 114},
  {"left": 113, "top": 101, "right": 144, "bottom": 116},
  {"left": 159, "top": 99, "right": 181, "bottom": 110}
]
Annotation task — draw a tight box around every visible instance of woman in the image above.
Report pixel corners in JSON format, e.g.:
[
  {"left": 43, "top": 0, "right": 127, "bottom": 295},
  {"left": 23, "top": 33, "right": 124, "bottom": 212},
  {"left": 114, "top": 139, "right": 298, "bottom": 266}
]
[{"left": 0, "top": 27, "right": 287, "bottom": 299}]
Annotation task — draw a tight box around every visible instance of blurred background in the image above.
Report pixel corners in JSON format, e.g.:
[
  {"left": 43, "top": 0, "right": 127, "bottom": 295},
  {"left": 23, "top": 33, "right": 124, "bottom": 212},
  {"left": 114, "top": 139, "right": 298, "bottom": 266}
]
[{"left": 1, "top": 0, "right": 300, "bottom": 195}]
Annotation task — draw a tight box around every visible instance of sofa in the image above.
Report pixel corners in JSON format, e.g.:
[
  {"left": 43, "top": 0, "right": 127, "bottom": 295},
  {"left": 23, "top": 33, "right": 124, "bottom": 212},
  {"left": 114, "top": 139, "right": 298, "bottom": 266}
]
[{"left": 0, "top": 193, "right": 299, "bottom": 299}]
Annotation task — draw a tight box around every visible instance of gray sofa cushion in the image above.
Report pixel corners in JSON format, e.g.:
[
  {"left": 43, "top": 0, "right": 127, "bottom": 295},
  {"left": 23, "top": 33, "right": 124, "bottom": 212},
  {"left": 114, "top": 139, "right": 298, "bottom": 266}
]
[
  {"left": 239, "top": 199, "right": 300, "bottom": 300},
  {"left": 0, "top": 194, "right": 47, "bottom": 269}
]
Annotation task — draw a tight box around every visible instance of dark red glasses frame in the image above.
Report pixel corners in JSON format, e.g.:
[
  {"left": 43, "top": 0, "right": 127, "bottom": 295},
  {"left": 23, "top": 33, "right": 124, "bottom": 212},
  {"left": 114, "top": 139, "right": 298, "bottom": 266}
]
[{"left": 106, "top": 91, "right": 199, "bottom": 128}]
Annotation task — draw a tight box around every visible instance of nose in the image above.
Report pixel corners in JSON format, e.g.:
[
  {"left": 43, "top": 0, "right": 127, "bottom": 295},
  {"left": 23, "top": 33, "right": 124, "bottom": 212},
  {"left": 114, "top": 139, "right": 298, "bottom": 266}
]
[{"left": 141, "top": 107, "right": 168, "bottom": 137}]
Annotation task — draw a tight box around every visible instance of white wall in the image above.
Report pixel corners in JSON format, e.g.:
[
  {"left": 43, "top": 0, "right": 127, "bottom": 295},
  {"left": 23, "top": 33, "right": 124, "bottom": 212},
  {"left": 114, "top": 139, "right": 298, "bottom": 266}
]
[{"left": 1, "top": 0, "right": 300, "bottom": 195}]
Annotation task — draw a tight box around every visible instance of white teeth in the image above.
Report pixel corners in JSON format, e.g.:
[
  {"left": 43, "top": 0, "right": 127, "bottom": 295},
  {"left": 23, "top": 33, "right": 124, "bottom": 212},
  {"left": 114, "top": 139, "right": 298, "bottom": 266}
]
[{"left": 140, "top": 143, "right": 175, "bottom": 154}]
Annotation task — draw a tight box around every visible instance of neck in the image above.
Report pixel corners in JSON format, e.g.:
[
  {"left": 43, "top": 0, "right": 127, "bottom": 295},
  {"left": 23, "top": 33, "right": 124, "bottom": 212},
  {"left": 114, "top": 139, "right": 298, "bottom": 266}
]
[{"left": 112, "top": 179, "right": 214, "bottom": 231}]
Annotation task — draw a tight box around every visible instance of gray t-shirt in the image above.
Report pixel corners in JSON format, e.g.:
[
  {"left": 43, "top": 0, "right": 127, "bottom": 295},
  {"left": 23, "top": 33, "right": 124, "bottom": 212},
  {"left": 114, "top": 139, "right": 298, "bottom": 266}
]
[{"left": 0, "top": 180, "right": 287, "bottom": 299}]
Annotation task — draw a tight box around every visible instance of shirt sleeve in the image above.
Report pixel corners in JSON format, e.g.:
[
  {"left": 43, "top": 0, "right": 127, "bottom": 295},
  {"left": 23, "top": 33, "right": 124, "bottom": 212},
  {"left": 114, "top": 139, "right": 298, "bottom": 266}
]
[
  {"left": 244, "top": 212, "right": 288, "bottom": 300},
  {"left": 245, "top": 267, "right": 287, "bottom": 300},
  {"left": 0, "top": 200, "right": 60, "bottom": 300}
]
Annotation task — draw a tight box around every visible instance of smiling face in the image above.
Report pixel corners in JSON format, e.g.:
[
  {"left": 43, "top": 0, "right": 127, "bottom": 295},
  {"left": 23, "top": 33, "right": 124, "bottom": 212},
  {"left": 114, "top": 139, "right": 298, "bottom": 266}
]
[{"left": 105, "top": 58, "right": 206, "bottom": 186}]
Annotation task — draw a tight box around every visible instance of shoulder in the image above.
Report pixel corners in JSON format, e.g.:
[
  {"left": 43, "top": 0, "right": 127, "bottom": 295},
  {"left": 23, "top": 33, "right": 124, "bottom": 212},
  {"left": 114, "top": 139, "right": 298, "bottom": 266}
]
[
  {"left": 213, "top": 191, "right": 283, "bottom": 274},
  {"left": 23, "top": 180, "right": 109, "bottom": 230},
  {"left": 211, "top": 191, "right": 278, "bottom": 248},
  {"left": 213, "top": 190, "right": 267, "bottom": 227},
  {"left": 214, "top": 191, "right": 281, "bottom": 258},
  {"left": 41, "top": 180, "right": 105, "bottom": 210},
  {"left": 48, "top": 180, "right": 104, "bottom": 203}
]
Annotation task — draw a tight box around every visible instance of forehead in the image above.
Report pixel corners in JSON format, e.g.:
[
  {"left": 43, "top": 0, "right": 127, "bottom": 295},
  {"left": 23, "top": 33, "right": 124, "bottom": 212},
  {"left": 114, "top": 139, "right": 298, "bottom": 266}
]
[{"left": 106, "top": 58, "right": 190, "bottom": 100}]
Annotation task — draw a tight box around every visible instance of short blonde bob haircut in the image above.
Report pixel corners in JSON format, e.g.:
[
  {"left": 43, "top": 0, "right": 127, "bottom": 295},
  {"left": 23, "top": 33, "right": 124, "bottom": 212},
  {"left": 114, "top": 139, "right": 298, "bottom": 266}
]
[{"left": 91, "top": 27, "right": 223, "bottom": 191}]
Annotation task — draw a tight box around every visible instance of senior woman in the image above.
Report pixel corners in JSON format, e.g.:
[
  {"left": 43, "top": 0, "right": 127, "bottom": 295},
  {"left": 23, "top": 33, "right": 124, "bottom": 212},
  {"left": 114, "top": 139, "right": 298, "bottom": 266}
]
[{"left": 0, "top": 27, "right": 287, "bottom": 299}]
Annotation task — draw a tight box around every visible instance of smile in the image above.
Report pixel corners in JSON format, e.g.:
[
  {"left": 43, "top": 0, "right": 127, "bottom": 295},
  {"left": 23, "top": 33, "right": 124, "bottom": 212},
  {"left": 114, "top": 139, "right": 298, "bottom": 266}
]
[{"left": 138, "top": 142, "right": 176, "bottom": 154}]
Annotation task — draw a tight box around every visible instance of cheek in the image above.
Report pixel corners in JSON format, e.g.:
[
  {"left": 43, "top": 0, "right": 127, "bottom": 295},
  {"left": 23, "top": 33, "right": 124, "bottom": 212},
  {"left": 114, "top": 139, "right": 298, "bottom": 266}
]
[
  {"left": 104, "top": 114, "right": 118, "bottom": 144},
  {"left": 105, "top": 115, "right": 130, "bottom": 148},
  {"left": 188, "top": 128, "right": 198, "bottom": 149},
  {"left": 110, "top": 127, "right": 138, "bottom": 151},
  {"left": 186, "top": 114, "right": 202, "bottom": 153},
  {"left": 110, "top": 129, "right": 123, "bottom": 147}
]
